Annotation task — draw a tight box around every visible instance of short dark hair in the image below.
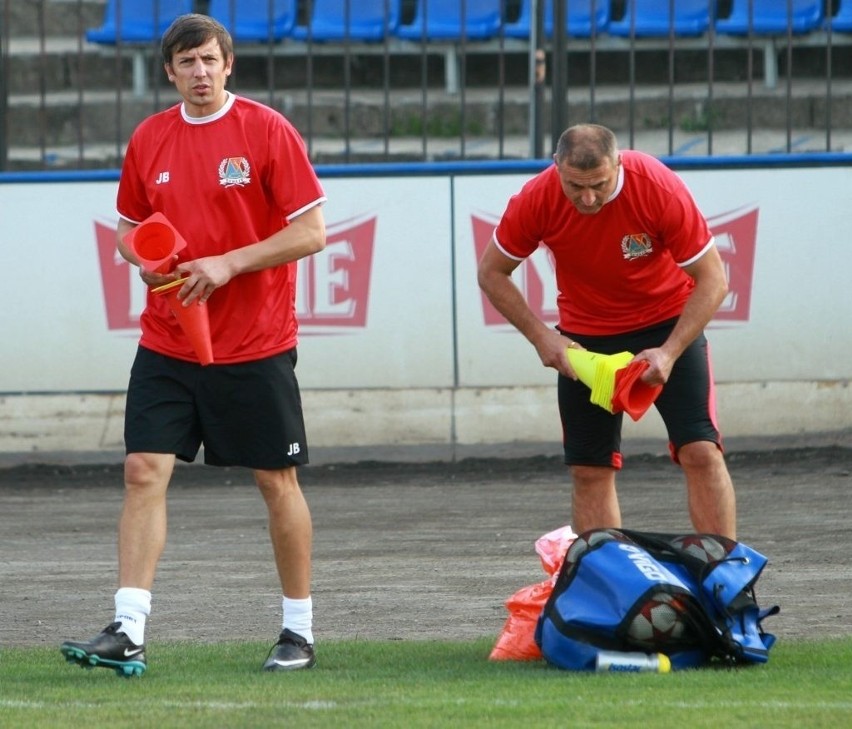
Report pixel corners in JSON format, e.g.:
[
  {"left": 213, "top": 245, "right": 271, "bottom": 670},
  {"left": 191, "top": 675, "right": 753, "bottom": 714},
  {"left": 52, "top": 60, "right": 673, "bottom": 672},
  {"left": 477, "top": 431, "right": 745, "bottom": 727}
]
[
  {"left": 161, "top": 13, "right": 233, "bottom": 65},
  {"left": 554, "top": 124, "right": 618, "bottom": 169}
]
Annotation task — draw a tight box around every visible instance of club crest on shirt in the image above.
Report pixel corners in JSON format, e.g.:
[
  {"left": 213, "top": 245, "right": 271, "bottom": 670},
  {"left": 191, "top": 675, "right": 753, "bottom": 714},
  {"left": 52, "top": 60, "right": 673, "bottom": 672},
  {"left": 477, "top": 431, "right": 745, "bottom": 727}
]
[
  {"left": 218, "top": 157, "right": 251, "bottom": 187},
  {"left": 621, "top": 233, "right": 653, "bottom": 260}
]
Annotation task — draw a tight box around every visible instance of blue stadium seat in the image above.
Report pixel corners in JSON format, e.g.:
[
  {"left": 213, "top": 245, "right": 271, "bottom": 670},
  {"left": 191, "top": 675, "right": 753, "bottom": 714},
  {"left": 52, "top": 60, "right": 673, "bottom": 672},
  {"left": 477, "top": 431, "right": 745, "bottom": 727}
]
[
  {"left": 504, "top": 0, "right": 611, "bottom": 39},
  {"left": 715, "top": 0, "right": 823, "bottom": 35},
  {"left": 827, "top": 0, "right": 852, "bottom": 32},
  {"left": 292, "top": 0, "right": 401, "bottom": 42},
  {"left": 86, "top": 0, "right": 192, "bottom": 44},
  {"left": 395, "top": 0, "right": 503, "bottom": 40},
  {"left": 608, "top": 0, "right": 711, "bottom": 38},
  {"left": 207, "top": 0, "right": 297, "bottom": 42}
]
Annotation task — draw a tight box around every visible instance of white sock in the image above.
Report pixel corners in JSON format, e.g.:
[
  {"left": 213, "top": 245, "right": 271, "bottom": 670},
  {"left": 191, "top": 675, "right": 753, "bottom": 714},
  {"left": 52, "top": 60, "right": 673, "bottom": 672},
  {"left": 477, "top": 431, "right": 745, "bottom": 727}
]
[
  {"left": 114, "top": 587, "right": 151, "bottom": 646},
  {"left": 282, "top": 596, "right": 313, "bottom": 644}
]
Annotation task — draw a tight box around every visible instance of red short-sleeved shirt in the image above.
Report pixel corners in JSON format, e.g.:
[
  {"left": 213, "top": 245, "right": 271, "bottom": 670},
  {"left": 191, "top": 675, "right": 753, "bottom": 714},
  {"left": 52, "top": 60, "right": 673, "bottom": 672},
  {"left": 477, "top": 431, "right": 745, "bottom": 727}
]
[
  {"left": 494, "top": 150, "right": 713, "bottom": 335},
  {"left": 118, "top": 93, "right": 326, "bottom": 363}
]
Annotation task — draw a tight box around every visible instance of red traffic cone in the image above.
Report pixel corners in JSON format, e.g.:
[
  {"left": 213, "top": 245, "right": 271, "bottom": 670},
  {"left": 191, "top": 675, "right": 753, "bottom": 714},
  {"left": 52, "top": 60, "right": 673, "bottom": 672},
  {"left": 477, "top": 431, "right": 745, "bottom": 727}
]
[
  {"left": 123, "top": 212, "right": 188, "bottom": 273},
  {"left": 611, "top": 361, "right": 662, "bottom": 421},
  {"left": 152, "top": 278, "right": 214, "bottom": 366}
]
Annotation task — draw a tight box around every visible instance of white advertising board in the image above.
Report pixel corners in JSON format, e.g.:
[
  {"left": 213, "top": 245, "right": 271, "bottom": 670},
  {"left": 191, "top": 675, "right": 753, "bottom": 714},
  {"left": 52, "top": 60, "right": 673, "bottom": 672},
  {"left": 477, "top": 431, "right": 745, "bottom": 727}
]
[
  {"left": 0, "top": 176, "right": 454, "bottom": 392},
  {"left": 1, "top": 164, "right": 850, "bottom": 453},
  {"left": 683, "top": 167, "right": 852, "bottom": 381},
  {"left": 296, "top": 175, "right": 454, "bottom": 389},
  {"left": 453, "top": 167, "right": 852, "bottom": 386},
  {"left": 0, "top": 182, "right": 139, "bottom": 392}
]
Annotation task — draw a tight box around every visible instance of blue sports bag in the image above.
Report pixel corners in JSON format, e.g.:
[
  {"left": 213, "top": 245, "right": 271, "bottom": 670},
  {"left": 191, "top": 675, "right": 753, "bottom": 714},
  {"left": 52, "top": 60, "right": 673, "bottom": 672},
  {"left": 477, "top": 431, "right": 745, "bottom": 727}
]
[{"left": 535, "top": 529, "right": 779, "bottom": 671}]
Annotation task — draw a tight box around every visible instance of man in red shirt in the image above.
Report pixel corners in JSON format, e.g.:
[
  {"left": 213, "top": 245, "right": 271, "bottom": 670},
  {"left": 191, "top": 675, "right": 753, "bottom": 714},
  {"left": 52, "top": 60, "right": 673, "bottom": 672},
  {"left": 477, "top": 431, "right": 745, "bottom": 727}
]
[
  {"left": 478, "top": 124, "right": 737, "bottom": 541},
  {"left": 61, "top": 14, "right": 325, "bottom": 676}
]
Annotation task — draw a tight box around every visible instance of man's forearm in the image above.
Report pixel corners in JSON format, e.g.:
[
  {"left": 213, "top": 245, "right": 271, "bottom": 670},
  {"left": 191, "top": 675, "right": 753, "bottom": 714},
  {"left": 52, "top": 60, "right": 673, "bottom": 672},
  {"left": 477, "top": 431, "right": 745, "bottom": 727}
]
[
  {"left": 662, "top": 278, "right": 728, "bottom": 360},
  {"left": 480, "top": 272, "right": 551, "bottom": 346}
]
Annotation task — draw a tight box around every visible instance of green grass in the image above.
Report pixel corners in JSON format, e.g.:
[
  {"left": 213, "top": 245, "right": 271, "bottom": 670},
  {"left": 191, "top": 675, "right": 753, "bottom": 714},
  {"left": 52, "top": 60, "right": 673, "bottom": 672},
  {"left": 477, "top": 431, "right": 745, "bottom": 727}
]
[{"left": 2, "top": 637, "right": 851, "bottom": 728}]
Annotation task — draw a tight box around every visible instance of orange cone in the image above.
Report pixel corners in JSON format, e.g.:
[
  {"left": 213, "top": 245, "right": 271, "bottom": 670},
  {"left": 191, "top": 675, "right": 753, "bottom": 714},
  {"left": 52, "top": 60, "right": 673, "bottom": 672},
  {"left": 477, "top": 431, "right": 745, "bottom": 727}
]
[
  {"left": 152, "top": 278, "right": 214, "bottom": 366},
  {"left": 612, "top": 361, "right": 662, "bottom": 421},
  {"left": 123, "top": 212, "right": 188, "bottom": 273}
]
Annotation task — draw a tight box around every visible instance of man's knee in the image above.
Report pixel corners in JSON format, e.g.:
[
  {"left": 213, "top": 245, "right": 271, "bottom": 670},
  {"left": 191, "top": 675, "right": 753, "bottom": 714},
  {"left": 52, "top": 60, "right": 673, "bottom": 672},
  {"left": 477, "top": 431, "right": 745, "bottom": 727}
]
[
  {"left": 124, "top": 453, "right": 174, "bottom": 490},
  {"left": 254, "top": 467, "right": 301, "bottom": 497},
  {"left": 571, "top": 464, "right": 615, "bottom": 489},
  {"left": 676, "top": 440, "right": 724, "bottom": 470}
]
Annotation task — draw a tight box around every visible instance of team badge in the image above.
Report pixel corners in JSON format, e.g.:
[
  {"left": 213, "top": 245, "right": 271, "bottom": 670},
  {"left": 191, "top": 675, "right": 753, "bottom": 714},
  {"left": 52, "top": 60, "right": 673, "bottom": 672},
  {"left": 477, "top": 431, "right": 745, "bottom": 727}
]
[
  {"left": 621, "top": 233, "right": 653, "bottom": 260},
  {"left": 218, "top": 157, "right": 251, "bottom": 187}
]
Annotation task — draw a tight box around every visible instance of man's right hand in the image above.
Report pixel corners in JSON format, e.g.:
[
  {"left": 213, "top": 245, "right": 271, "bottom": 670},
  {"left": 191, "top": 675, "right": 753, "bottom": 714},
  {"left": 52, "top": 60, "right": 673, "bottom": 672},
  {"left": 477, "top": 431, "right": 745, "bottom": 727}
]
[{"left": 534, "top": 329, "right": 584, "bottom": 380}]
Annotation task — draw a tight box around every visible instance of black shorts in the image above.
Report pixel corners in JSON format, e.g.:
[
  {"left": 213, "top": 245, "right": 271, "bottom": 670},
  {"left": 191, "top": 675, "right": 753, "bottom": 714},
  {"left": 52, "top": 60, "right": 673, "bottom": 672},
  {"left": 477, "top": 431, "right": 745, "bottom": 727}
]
[
  {"left": 557, "top": 318, "right": 722, "bottom": 468},
  {"left": 124, "top": 346, "right": 309, "bottom": 470}
]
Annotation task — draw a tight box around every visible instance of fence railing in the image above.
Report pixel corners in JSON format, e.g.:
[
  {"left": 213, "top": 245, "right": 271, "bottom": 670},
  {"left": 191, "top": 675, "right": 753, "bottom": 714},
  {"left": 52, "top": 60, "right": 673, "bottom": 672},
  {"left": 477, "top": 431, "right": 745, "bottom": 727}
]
[{"left": 3, "top": 0, "right": 852, "bottom": 171}]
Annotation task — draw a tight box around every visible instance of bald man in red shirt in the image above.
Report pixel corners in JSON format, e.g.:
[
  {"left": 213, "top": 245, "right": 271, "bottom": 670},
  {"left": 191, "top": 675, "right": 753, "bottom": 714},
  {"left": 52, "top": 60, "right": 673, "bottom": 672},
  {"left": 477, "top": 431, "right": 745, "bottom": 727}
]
[{"left": 478, "top": 124, "right": 736, "bottom": 540}]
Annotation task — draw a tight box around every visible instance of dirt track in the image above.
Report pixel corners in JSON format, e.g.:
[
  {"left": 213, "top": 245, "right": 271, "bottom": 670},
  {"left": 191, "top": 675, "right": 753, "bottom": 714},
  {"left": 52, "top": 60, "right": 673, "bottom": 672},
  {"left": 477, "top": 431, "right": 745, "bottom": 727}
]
[{"left": 2, "top": 444, "right": 850, "bottom": 650}]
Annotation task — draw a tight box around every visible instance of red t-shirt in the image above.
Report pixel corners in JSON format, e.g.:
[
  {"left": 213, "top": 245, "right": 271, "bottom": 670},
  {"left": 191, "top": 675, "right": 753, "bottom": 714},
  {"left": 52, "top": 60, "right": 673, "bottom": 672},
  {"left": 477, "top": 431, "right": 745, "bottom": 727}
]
[
  {"left": 494, "top": 150, "right": 713, "bottom": 335},
  {"left": 117, "top": 93, "right": 326, "bottom": 363}
]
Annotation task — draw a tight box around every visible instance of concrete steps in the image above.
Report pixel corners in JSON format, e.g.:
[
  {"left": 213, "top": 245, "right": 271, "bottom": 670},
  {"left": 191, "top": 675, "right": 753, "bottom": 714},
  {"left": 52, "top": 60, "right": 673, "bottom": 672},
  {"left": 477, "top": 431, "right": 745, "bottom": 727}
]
[
  {"left": 5, "top": 1, "right": 852, "bottom": 169},
  {"left": 10, "top": 79, "right": 852, "bottom": 166}
]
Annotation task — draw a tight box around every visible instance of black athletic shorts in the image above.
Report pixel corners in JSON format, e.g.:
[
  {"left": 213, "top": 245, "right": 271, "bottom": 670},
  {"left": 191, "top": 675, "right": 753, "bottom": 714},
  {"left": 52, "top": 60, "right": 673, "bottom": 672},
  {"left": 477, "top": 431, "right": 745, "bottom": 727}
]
[
  {"left": 124, "top": 346, "right": 309, "bottom": 470},
  {"left": 557, "top": 317, "right": 722, "bottom": 469}
]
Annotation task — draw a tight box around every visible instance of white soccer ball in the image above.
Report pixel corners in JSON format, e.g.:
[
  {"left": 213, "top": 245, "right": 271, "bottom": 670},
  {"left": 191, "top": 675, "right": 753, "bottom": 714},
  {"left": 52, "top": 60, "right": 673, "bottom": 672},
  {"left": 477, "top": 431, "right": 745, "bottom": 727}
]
[
  {"left": 564, "top": 529, "right": 619, "bottom": 568},
  {"left": 626, "top": 592, "right": 687, "bottom": 648},
  {"left": 671, "top": 535, "right": 728, "bottom": 563}
]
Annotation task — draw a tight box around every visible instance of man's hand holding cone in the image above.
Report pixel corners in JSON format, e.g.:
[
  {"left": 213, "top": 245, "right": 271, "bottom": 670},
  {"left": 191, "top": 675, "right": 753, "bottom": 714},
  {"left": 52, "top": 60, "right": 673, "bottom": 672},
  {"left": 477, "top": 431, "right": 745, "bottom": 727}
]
[
  {"left": 611, "top": 360, "right": 663, "bottom": 421},
  {"left": 129, "top": 214, "right": 215, "bottom": 366},
  {"left": 151, "top": 278, "right": 215, "bottom": 366},
  {"left": 566, "top": 347, "right": 662, "bottom": 421}
]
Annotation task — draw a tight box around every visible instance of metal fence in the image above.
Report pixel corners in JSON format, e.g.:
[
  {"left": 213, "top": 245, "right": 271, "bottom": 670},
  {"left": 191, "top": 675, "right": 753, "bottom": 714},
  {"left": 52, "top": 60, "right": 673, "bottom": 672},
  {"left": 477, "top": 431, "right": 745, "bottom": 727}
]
[{"left": 3, "top": 0, "right": 852, "bottom": 172}]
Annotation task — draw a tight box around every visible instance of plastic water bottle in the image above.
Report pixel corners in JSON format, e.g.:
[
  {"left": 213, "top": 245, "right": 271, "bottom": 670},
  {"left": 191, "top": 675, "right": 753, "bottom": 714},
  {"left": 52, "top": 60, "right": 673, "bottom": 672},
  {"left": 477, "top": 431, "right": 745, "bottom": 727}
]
[{"left": 595, "top": 651, "right": 671, "bottom": 673}]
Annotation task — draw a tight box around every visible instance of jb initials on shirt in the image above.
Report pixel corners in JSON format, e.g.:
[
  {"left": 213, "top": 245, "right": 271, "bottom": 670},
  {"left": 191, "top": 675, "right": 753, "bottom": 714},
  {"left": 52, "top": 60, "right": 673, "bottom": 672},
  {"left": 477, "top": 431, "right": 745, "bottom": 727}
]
[{"left": 155, "top": 171, "right": 170, "bottom": 185}]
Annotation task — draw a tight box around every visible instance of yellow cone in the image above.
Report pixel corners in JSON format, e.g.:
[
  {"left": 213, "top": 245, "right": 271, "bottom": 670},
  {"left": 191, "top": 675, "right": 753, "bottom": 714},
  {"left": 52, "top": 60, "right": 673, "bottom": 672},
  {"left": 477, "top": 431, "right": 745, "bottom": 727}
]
[
  {"left": 566, "top": 348, "right": 604, "bottom": 390},
  {"left": 566, "top": 348, "right": 634, "bottom": 414},
  {"left": 591, "top": 351, "right": 633, "bottom": 412}
]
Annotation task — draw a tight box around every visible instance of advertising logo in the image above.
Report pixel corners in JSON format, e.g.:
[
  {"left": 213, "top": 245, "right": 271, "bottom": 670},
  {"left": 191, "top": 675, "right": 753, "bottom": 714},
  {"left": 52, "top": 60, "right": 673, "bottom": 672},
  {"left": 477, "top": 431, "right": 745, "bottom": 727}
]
[
  {"left": 298, "top": 214, "right": 376, "bottom": 334},
  {"left": 706, "top": 204, "right": 759, "bottom": 323},
  {"left": 95, "top": 214, "right": 376, "bottom": 335},
  {"left": 471, "top": 203, "right": 759, "bottom": 328}
]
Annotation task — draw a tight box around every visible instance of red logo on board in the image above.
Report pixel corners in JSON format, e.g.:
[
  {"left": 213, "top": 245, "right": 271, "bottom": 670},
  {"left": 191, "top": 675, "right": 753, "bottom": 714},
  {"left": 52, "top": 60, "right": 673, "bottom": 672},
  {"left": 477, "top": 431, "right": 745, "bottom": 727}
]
[
  {"left": 298, "top": 214, "right": 376, "bottom": 332},
  {"left": 706, "top": 204, "right": 759, "bottom": 323}
]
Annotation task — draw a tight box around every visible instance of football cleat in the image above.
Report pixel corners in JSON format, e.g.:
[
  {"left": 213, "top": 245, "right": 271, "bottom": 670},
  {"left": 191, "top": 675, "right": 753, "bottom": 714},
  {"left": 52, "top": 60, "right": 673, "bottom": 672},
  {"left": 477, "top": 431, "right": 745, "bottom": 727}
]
[
  {"left": 262, "top": 628, "right": 316, "bottom": 671},
  {"left": 60, "top": 622, "right": 147, "bottom": 678}
]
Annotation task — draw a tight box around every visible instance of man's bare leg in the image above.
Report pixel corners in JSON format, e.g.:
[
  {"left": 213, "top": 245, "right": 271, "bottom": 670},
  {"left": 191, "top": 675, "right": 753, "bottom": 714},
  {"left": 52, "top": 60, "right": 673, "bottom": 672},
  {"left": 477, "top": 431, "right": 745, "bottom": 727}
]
[
  {"left": 257, "top": 466, "right": 316, "bottom": 671},
  {"left": 255, "top": 466, "right": 313, "bottom": 598},
  {"left": 570, "top": 465, "right": 621, "bottom": 534},
  {"left": 119, "top": 452, "right": 175, "bottom": 589},
  {"left": 678, "top": 441, "right": 737, "bottom": 539}
]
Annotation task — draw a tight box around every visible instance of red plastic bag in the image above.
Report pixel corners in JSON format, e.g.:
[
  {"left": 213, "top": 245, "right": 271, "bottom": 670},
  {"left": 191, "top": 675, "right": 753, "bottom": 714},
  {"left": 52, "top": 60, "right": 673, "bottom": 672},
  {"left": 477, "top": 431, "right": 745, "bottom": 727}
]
[
  {"left": 489, "top": 525, "right": 577, "bottom": 661},
  {"left": 489, "top": 578, "right": 554, "bottom": 661},
  {"left": 535, "top": 525, "right": 577, "bottom": 576}
]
